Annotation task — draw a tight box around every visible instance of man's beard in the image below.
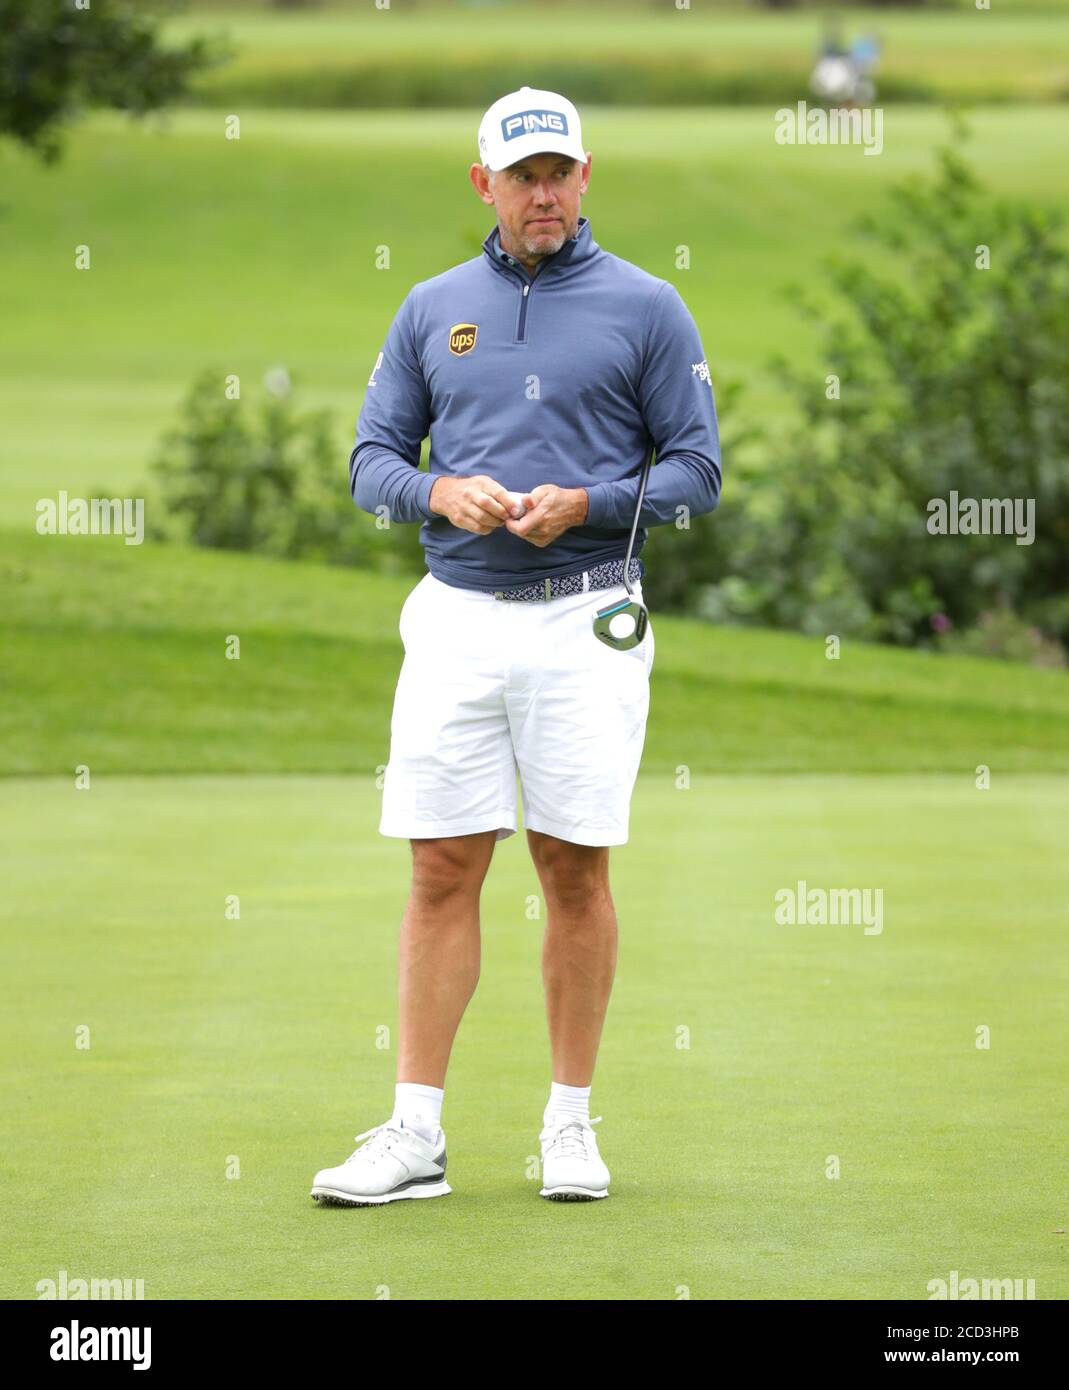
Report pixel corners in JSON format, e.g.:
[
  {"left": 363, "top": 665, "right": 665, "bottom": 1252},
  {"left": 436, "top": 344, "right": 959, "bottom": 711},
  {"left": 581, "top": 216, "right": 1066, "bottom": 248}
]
[{"left": 518, "top": 221, "right": 569, "bottom": 260}]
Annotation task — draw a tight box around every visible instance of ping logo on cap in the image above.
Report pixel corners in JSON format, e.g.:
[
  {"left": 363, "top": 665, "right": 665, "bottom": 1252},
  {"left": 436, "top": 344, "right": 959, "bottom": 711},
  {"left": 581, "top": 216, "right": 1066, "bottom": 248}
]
[
  {"left": 502, "top": 109, "right": 568, "bottom": 143},
  {"left": 448, "top": 323, "right": 478, "bottom": 356}
]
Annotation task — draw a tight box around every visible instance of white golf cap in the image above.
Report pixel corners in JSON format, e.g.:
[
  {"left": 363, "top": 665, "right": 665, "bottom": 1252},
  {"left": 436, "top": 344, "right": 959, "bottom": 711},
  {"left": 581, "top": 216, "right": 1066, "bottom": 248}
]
[{"left": 477, "top": 86, "right": 586, "bottom": 172}]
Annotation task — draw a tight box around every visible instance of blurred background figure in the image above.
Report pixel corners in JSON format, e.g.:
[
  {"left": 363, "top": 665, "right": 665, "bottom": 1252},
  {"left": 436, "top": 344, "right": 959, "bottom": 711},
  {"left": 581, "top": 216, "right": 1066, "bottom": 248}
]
[{"left": 810, "top": 27, "right": 881, "bottom": 107}]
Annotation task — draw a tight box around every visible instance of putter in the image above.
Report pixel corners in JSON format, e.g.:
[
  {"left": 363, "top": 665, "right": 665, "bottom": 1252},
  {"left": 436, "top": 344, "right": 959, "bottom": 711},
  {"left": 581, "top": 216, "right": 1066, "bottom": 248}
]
[{"left": 593, "top": 456, "right": 651, "bottom": 651}]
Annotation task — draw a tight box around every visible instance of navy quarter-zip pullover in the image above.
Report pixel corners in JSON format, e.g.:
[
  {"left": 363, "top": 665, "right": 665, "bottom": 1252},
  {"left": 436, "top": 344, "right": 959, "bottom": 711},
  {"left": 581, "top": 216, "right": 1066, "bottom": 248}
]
[{"left": 349, "top": 216, "right": 721, "bottom": 591}]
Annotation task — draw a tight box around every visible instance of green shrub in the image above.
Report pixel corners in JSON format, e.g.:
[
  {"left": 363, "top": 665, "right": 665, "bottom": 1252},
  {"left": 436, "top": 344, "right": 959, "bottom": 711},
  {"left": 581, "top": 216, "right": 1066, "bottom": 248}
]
[
  {"left": 147, "top": 368, "right": 424, "bottom": 576},
  {"left": 936, "top": 608, "right": 1067, "bottom": 668},
  {"left": 188, "top": 56, "right": 944, "bottom": 113},
  {"left": 691, "top": 126, "right": 1069, "bottom": 652}
]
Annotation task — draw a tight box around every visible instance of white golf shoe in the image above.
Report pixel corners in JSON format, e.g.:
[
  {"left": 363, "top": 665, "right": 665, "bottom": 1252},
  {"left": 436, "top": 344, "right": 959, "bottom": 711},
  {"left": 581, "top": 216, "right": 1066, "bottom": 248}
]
[
  {"left": 311, "top": 1122, "right": 451, "bottom": 1207},
  {"left": 539, "top": 1114, "right": 610, "bottom": 1201}
]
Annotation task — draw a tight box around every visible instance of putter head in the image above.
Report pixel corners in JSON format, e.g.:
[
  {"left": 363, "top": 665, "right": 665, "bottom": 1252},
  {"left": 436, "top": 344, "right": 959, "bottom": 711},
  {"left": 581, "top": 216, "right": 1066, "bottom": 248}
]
[{"left": 593, "top": 596, "right": 649, "bottom": 651}]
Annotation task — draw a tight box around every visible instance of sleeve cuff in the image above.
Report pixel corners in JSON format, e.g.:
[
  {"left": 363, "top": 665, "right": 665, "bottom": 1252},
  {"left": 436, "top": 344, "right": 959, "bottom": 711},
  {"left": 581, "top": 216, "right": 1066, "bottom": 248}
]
[
  {"left": 582, "top": 482, "right": 609, "bottom": 529},
  {"left": 415, "top": 471, "right": 438, "bottom": 522}
]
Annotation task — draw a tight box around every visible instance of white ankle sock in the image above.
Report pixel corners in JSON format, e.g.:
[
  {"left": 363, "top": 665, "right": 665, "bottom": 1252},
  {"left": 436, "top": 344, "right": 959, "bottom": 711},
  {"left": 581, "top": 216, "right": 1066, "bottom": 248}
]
[
  {"left": 544, "top": 1081, "right": 591, "bottom": 1126},
  {"left": 392, "top": 1082, "right": 443, "bottom": 1144}
]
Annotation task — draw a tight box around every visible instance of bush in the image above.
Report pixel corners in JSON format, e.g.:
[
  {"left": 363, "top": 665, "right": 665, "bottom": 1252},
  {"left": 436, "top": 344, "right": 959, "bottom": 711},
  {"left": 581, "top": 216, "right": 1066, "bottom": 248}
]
[
  {"left": 694, "top": 125, "right": 1069, "bottom": 651},
  {"left": 936, "top": 608, "right": 1067, "bottom": 669},
  {"left": 147, "top": 368, "right": 424, "bottom": 576}
]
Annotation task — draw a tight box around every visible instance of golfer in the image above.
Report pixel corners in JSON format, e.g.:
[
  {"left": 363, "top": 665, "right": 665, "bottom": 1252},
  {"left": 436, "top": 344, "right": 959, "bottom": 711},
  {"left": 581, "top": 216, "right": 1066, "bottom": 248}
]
[{"left": 312, "top": 86, "right": 721, "bottom": 1206}]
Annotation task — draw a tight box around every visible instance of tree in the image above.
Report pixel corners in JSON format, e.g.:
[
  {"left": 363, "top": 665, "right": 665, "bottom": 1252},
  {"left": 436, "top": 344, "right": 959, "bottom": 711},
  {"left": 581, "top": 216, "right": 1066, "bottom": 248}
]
[{"left": 0, "top": 0, "right": 227, "bottom": 163}]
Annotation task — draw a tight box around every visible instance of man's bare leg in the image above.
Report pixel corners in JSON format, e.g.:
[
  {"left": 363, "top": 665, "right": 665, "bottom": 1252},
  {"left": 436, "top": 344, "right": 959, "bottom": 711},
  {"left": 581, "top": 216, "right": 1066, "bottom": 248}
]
[
  {"left": 310, "top": 833, "right": 495, "bottom": 1203},
  {"left": 396, "top": 830, "right": 498, "bottom": 1087},
  {"left": 527, "top": 830, "right": 616, "bottom": 1086}
]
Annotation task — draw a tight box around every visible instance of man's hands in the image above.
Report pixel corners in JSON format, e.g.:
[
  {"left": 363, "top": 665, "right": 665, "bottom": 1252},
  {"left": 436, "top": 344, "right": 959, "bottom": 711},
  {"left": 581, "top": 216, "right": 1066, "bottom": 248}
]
[
  {"left": 428, "top": 475, "right": 524, "bottom": 534},
  {"left": 504, "top": 484, "right": 588, "bottom": 548},
  {"left": 429, "top": 477, "right": 588, "bottom": 548}
]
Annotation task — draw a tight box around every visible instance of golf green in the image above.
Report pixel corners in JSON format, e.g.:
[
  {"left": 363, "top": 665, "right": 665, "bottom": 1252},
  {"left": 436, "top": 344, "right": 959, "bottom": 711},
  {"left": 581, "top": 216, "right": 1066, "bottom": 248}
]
[{"left": 4, "top": 773, "right": 1065, "bottom": 1299}]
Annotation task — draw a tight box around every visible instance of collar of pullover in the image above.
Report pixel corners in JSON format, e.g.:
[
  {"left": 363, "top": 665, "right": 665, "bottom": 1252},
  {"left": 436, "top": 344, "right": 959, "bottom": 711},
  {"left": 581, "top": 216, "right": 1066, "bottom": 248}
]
[{"left": 482, "top": 215, "right": 598, "bottom": 283}]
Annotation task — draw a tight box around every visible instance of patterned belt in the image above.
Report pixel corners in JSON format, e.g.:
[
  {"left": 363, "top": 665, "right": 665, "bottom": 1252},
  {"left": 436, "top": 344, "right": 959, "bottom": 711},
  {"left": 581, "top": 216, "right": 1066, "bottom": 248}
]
[{"left": 487, "top": 557, "right": 644, "bottom": 602}]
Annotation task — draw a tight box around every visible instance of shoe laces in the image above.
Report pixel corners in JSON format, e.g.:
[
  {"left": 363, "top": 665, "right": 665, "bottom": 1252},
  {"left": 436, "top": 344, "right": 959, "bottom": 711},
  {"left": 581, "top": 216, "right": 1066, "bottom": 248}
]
[
  {"left": 344, "top": 1122, "right": 402, "bottom": 1166},
  {"left": 542, "top": 1115, "right": 602, "bottom": 1159}
]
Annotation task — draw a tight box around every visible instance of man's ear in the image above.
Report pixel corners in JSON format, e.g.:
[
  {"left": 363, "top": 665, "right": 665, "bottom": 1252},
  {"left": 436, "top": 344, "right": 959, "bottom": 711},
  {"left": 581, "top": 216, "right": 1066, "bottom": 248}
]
[{"left": 469, "top": 163, "right": 495, "bottom": 207}]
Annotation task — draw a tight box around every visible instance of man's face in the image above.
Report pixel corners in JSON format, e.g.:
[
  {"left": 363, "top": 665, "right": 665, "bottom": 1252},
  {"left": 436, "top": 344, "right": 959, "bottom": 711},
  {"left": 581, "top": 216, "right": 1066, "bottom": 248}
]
[{"left": 470, "top": 151, "right": 592, "bottom": 270}]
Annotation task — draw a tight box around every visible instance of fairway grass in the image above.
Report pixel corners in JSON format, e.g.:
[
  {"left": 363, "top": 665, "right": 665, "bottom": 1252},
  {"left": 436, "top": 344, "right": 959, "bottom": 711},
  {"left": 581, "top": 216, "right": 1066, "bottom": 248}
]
[
  {"left": 3, "top": 773, "right": 1066, "bottom": 1299},
  {"left": 4, "top": 533, "right": 1069, "bottom": 776}
]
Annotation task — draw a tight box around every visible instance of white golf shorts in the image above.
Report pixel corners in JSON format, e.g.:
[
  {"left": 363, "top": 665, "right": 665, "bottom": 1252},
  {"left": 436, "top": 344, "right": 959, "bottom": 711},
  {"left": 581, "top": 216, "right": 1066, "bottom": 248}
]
[{"left": 379, "top": 571, "right": 655, "bottom": 847}]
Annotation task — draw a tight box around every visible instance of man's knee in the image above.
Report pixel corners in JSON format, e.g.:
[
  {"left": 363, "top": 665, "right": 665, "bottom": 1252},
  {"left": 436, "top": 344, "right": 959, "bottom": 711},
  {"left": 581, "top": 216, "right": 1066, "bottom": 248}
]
[
  {"left": 528, "top": 832, "right": 610, "bottom": 902},
  {"left": 410, "top": 832, "right": 496, "bottom": 904}
]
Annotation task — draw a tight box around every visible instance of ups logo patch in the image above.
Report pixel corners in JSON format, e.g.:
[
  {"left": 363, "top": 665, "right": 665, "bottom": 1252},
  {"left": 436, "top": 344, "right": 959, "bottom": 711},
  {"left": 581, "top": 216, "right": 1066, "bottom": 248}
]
[{"left": 448, "top": 323, "right": 478, "bottom": 356}]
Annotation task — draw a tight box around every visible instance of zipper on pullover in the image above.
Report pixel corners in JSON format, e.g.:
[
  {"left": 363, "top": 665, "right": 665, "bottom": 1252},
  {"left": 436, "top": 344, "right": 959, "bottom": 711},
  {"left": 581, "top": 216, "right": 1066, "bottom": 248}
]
[{"left": 498, "top": 253, "right": 543, "bottom": 343}]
